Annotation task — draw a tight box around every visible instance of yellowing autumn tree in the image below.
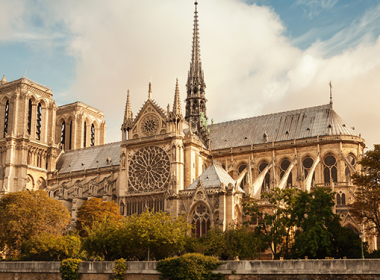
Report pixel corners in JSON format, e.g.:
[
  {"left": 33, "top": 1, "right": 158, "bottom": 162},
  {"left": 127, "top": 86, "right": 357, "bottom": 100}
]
[
  {"left": 76, "top": 198, "right": 122, "bottom": 237},
  {"left": 0, "top": 190, "right": 71, "bottom": 257}
]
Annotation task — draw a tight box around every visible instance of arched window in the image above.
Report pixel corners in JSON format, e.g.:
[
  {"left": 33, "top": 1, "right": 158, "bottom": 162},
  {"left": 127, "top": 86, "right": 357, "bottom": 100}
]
[
  {"left": 259, "top": 161, "right": 271, "bottom": 193},
  {"left": 341, "top": 193, "right": 346, "bottom": 205},
  {"left": 60, "top": 121, "right": 65, "bottom": 150},
  {"left": 336, "top": 193, "right": 341, "bottom": 205},
  {"left": 303, "top": 156, "right": 315, "bottom": 184},
  {"left": 191, "top": 204, "right": 211, "bottom": 238},
  {"left": 69, "top": 120, "right": 72, "bottom": 150},
  {"left": 4, "top": 100, "right": 9, "bottom": 137},
  {"left": 36, "top": 103, "right": 42, "bottom": 140},
  {"left": 90, "top": 124, "right": 95, "bottom": 146},
  {"left": 324, "top": 154, "right": 337, "bottom": 183},
  {"left": 280, "top": 158, "right": 293, "bottom": 188},
  {"left": 83, "top": 121, "right": 87, "bottom": 148},
  {"left": 27, "top": 99, "right": 32, "bottom": 134},
  {"left": 238, "top": 164, "right": 247, "bottom": 187},
  {"left": 345, "top": 154, "right": 356, "bottom": 182}
]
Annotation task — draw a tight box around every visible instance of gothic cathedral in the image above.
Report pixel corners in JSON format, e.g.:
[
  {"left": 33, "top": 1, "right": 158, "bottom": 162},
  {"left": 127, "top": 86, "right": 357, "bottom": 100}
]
[{"left": 0, "top": 2, "right": 369, "bottom": 248}]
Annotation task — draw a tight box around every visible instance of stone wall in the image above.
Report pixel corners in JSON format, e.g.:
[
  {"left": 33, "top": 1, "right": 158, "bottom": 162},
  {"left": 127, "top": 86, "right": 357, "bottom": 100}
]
[{"left": 1, "top": 260, "right": 380, "bottom": 280}]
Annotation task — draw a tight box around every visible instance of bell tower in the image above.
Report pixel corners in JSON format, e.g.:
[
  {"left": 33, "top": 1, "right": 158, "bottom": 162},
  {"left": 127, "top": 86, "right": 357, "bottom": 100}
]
[{"left": 185, "top": 1, "right": 207, "bottom": 131}]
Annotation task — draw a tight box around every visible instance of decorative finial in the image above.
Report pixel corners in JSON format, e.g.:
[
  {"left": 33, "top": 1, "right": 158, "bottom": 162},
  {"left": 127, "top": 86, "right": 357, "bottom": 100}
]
[
  {"left": 173, "top": 78, "right": 182, "bottom": 116},
  {"left": 1, "top": 75, "right": 6, "bottom": 85},
  {"left": 329, "top": 81, "right": 333, "bottom": 109},
  {"left": 148, "top": 82, "right": 152, "bottom": 100}
]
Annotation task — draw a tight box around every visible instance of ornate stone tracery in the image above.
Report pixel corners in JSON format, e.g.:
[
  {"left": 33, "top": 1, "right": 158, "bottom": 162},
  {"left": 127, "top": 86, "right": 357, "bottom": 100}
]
[
  {"left": 140, "top": 114, "right": 159, "bottom": 136},
  {"left": 128, "top": 146, "right": 170, "bottom": 192}
]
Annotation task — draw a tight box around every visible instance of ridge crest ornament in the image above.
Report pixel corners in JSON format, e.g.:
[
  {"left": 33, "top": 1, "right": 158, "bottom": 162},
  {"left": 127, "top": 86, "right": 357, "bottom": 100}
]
[
  {"left": 141, "top": 114, "right": 159, "bottom": 136},
  {"left": 128, "top": 146, "right": 170, "bottom": 192}
]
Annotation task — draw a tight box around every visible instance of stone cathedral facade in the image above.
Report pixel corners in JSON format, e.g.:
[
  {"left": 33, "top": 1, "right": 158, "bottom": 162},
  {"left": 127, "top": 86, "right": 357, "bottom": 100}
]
[{"left": 0, "top": 2, "right": 371, "bottom": 247}]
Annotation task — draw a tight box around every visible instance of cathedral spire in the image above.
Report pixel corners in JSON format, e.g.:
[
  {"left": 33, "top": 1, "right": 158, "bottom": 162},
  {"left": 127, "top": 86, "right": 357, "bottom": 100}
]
[
  {"left": 173, "top": 78, "right": 182, "bottom": 116},
  {"left": 185, "top": 1, "right": 207, "bottom": 130},
  {"left": 123, "top": 90, "right": 133, "bottom": 124}
]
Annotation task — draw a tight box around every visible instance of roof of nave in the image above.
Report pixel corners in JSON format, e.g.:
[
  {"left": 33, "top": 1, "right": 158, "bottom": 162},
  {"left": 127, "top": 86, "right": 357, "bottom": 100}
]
[
  {"left": 209, "top": 104, "right": 358, "bottom": 150},
  {"left": 187, "top": 163, "right": 244, "bottom": 193},
  {"left": 56, "top": 142, "right": 121, "bottom": 174}
]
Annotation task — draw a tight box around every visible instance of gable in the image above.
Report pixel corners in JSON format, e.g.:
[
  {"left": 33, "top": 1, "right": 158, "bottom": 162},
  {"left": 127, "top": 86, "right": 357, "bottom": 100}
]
[{"left": 130, "top": 99, "right": 168, "bottom": 139}]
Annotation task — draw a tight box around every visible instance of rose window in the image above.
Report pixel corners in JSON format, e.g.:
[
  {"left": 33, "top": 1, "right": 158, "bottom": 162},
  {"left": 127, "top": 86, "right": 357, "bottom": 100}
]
[
  {"left": 141, "top": 115, "right": 159, "bottom": 136},
  {"left": 128, "top": 146, "right": 170, "bottom": 192}
]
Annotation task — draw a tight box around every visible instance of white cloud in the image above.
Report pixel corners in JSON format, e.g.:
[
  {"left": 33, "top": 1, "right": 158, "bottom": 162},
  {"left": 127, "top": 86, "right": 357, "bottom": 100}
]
[{"left": 1, "top": 0, "right": 380, "bottom": 148}]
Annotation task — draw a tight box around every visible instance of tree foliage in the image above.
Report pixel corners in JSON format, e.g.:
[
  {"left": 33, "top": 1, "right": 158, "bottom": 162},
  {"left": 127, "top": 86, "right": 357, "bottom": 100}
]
[
  {"left": 0, "top": 190, "right": 70, "bottom": 256},
  {"left": 351, "top": 144, "right": 380, "bottom": 234},
  {"left": 243, "top": 187, "right": 297, "bottom": 259},
  {"left": 244, "top": 187, "right": 363, "bottom": 259},
  {"left": 20, "top": 233, "right": 83, "bottom": 261},
  {"left": 290, "top": 187, "right": 343, "bottom": 258},
  {"left": 185, "top": 226, "right": 259, "bottom": 260},
  {"left": 76, "top": 198, "right": 122, "bottom": 237},
  {"left": 156, "top": 253, "right": 222, "bottom": 280},
  {"left": 83, "top": 211, "right": 191, "bottom": 261}
]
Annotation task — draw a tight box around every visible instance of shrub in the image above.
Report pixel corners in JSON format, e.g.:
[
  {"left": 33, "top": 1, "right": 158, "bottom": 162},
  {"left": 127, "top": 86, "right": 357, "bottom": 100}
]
[
  {"left": 111, "top": 258, "right": 127, "bottom": 280},
  {"left": 21, "top": 233, "right": 82, "bottom": 261},
  {"left": 156, "top": 253, "right": 223, "bottom": 280},
  {"left": 60, "top": 258, "right": 82, "bottom": 280}
]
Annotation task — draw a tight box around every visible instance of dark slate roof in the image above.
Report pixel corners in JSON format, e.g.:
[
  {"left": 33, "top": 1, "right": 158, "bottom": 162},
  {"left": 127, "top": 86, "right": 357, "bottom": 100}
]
[
  {"left": 56, "top": 142, "right": 121, "bottom": 174},
  {"left": 209, "top": 104, "right": 357, "bottom": 150},
  {"left": 187, "top": 164, "right": 244, "bottom": 193}
]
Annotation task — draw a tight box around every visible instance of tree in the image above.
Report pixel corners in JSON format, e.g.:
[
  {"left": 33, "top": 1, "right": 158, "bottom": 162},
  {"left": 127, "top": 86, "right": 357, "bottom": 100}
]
[
  {"left": 0, "top": 190, "right": 71, "bottom": 257},
  {"left": 243, "top": 187, "right": 297, "bottom": 259},
  {"left": 185, "top": 226, "right": 260, "bottom": 260},
  {"left": 290, "top": 187, "right": 342, "bottom": 258},
  {"left": 76, "top": 198, "right": 122, "bottom": 237},
  {"left": 21, "top": 232, "right": 83, "bottom": 261},
  {"left": 350, "top": 144, "right": 380, "bottom": 235},
  {"left": 83, "top": 211, "right": 191, "bottom": 261}
]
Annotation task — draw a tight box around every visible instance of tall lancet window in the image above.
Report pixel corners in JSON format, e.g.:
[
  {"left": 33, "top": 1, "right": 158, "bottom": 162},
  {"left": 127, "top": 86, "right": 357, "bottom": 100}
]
[
  {"left": 60, "top": 121, "right": 65, "bottom": 150},
  {"left": 90, "top": 124, "right": 95, "bottom": 146},
  {"left": 36, "top": 103, "right": 42, "bottom": 140},
  {"left": 83, "top": 121, "right": 87, "bottom": 148},
  {"left": 69, "top": 121, "right": 72, "bottom": 150},
  {"left": 4, "top": 100, "right": 9, "bottom": 137},
  {"left": 27, "top": 99, "right": 32, "bottom": 134}
]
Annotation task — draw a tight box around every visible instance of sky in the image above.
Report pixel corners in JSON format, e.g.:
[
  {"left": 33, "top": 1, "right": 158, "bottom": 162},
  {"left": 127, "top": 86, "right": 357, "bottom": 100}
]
[{"left": 0, "top": 0, "right": 380, "bottom": 149}]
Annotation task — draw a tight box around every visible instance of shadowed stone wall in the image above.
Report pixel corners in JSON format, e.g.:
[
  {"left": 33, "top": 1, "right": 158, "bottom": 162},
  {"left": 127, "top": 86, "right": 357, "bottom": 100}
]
[{"left": 1, "top": 260, "right": 380, "bottom": 280}]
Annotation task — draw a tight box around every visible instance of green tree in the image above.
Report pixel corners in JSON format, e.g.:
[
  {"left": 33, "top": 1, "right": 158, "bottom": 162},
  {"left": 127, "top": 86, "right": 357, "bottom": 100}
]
[
  {"left": 243, "top": 187, "right": 297, "bottom": 259},
  {"left": 76, "top": 198, "right": 122, "bottom": 237},
  {"left": 83, "top": 211, "right": 191, "bottom": 261},
  {"left": 290, "top": 187, "right": 342, "bottom": 258},
  {"left": 0, "top": 190, "right": 70, "bottom": 257},
  {"left": 21, "top": 232, "right": 83, "bottom": 261},
  {"left": 350, "top": 144, "right": 380, "bottom": 235},
  {"left": 185, "top": 226, "right": 259, "bottom": 260}
]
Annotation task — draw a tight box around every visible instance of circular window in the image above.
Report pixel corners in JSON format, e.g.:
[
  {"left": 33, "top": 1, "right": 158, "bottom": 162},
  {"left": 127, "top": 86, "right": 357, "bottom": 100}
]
[
  {"left": 140, "top": 115, "right": 159, "bottom": 136},
  {"left": 128, "top": 146, "right": 170, "bottom": 192}
]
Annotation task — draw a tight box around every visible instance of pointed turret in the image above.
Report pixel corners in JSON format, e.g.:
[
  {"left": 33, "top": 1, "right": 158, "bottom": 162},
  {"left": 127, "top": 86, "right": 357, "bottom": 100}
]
[
  {"left": 185, "top": 1, "right": 207, "bottom": 130},
  {"left": 173, "top": 78, "right": 182, "bottom": 116},
  {"left": 121, "top": 90, "right": 133, "bottom": 132},
  {"left": 1, "top": 75, "right": 6, "bottom": 85}
]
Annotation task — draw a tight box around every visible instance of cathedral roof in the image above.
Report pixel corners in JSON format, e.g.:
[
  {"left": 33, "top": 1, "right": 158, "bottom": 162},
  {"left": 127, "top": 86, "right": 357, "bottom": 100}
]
[
  {"left": 209, "top": 104, "right": 358, "bottom": 150},
  {"left": 187, "top": 163, "right": 244, "bottom": 193},
  {"left": 56, "top": 142, "right": 121, "bottom": 174}
]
